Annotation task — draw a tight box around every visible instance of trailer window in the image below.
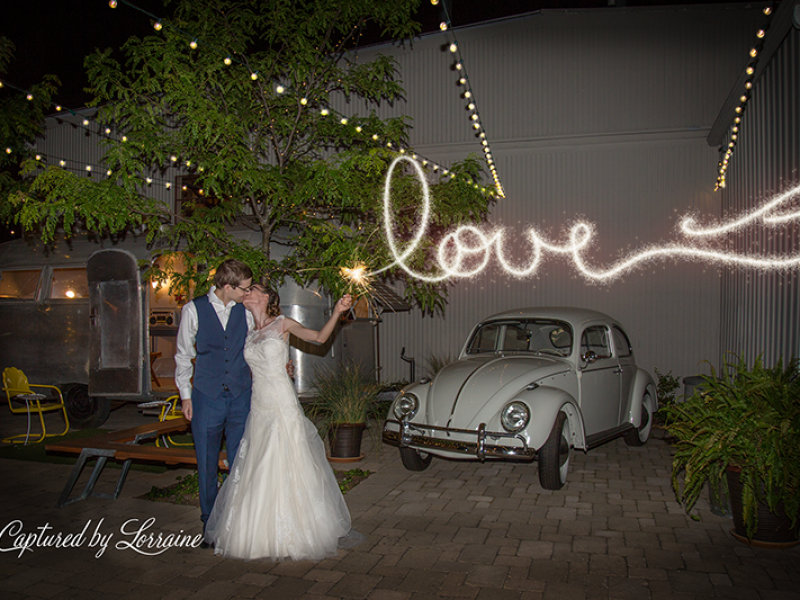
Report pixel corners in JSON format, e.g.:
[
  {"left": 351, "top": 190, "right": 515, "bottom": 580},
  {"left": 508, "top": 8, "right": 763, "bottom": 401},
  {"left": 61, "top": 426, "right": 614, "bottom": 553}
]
[
  {"left": 0, "top": 269, "right": 41, "bottom": 299},
  {"left": 50, "top": 268, "right": 89, "bottom": 299}
]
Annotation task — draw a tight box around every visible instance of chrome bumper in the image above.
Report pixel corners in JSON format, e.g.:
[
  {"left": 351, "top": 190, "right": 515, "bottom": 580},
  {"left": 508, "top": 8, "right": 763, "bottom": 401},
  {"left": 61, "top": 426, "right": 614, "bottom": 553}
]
[{"left": 382, "top": 419, "right": 535, "bottom": 462}]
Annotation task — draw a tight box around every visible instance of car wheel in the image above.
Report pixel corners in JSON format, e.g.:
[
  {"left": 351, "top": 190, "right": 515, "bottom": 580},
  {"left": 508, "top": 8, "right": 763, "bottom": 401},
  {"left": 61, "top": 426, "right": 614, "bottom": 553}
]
[
  {"left": 399, "top": 447, "right": 433, "bottom": 471},
  {"left": 625, "top": 392, "right": 652, "bottom": 447},
  {"left": 538, "top": 411, "right": 570, "bottom": 490}
]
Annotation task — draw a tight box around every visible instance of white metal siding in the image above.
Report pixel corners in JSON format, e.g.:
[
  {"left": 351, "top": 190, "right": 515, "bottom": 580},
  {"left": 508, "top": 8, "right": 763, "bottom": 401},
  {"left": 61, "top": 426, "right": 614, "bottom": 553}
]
[{"left": 717, "top": 25, "right": 800, "bottom": 367}]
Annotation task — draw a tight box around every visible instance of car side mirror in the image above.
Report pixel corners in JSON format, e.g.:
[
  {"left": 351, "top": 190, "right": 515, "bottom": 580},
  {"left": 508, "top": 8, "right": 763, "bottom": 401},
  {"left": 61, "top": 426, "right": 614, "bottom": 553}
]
[{"left": 581, "top": 350, "right": 597, "bottom": 365}]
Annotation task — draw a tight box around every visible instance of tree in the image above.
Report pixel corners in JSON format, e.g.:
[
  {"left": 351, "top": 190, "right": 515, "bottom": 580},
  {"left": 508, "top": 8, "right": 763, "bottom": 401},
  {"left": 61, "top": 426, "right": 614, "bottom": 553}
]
[
  {"left": 9, "top": 0, "right": 493, "bottom": 314},
  {"left": 0, "top": 36, "right": 59, "bottom": 236}
]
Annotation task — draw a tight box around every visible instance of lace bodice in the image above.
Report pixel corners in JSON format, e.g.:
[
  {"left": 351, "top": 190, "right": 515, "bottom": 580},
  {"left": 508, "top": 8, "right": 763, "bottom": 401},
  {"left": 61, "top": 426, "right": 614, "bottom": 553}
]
[{"left": 244, "top": 316, "right": 289, "bottom": 380}]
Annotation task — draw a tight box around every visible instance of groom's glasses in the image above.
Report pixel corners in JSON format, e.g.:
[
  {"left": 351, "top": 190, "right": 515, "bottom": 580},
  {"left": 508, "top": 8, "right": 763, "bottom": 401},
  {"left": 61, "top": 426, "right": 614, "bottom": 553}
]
[{"left": 234, "top": 285, "right": 253, "bottom": 292}]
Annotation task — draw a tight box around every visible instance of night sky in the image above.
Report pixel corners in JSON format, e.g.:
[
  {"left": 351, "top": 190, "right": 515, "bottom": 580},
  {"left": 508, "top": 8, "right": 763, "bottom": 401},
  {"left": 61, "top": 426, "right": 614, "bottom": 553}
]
[{"left": 3, "top": 0, "right": 755, "bottom": 110}]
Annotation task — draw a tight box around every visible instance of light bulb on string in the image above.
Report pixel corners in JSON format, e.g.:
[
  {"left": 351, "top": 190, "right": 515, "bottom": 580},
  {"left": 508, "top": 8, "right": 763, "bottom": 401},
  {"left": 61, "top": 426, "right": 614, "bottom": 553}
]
[
  {"left": 224, "top": 57, "right": 232, "bottom": 65},
  {"left": 154, "top": 21, "right": 163, "bottom": 31},
  {"left": 108, "top": 0, "right": 117, "bottom": 7}
]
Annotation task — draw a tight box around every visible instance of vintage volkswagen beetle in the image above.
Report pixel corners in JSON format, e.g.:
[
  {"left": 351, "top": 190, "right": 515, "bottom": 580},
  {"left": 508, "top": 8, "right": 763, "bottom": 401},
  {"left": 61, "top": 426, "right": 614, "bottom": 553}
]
[{"left": 383, "top": 307, "right": 657, "bottom": 490}]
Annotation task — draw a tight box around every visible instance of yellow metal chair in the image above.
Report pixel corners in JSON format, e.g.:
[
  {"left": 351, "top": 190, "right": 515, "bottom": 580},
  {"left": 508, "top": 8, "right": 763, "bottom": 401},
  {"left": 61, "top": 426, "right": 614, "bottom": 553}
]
[
  {"left": 157, "top": 395, "right": 193, "bottom": 447},
  {"left": 2, "top": 367, "right": 70, "bottom": 444}
]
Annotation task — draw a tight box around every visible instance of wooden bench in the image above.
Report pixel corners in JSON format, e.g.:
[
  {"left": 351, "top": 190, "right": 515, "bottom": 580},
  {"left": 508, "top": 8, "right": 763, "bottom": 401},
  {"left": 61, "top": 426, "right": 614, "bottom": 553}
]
[{"left": 45, "top": 418, "right": 228, "bottom": 508}]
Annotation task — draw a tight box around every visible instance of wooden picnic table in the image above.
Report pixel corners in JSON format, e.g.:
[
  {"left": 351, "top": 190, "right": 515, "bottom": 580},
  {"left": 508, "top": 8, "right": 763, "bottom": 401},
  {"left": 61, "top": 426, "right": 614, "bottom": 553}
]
[{"left": 46, "top": 418, "right": 228, "bottom": 508}]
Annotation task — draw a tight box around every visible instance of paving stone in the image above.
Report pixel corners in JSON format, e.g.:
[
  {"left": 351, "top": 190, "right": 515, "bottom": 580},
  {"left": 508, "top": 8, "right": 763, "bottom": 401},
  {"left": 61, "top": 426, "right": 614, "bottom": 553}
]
[
  {"left": 541, "top": 581, "right": 587, "bottom": 600},
  {"left": 458, "top": 544, "right": 500, "bottom": 564},
  {"left": 465, "top": 564, "right": 509, "bottom": 588},
  {"left": 367, "top": 590, "right": 414, "bottom": 600},
  {"left": 517, "top": 541, "right": 553, "bottom": 560},
  {"left": 528, "top": 560, "right": 570, "bottom": 583}
]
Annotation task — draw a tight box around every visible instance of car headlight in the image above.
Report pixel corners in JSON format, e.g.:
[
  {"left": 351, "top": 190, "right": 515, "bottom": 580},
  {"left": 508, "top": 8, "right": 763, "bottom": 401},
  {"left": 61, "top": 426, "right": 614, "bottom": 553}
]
[
  {"left": 393, "top": 393, "right": 419, "bottom": 421},
  {"left": 501, "top": 401, "right": 530, "bottom": 432}
]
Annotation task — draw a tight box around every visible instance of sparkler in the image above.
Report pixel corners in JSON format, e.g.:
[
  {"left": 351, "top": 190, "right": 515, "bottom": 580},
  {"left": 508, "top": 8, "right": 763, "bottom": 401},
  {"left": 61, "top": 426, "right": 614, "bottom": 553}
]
[{"left": 366, "top": 156, "right": 800, "bottom": 284}]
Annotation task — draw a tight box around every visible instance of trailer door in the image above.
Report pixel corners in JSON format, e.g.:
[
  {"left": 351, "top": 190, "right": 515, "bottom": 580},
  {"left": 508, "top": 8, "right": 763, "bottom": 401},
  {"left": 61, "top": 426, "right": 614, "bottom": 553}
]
[{"left": 87, "top": 249, "right": 143, "bottom": 395}]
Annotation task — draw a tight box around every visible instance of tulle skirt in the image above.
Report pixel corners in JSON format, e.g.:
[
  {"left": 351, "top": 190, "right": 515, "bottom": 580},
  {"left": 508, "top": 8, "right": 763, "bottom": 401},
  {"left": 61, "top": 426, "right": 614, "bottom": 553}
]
[{"left": 205, "top": 402, "right": 352, "bottom": 561}]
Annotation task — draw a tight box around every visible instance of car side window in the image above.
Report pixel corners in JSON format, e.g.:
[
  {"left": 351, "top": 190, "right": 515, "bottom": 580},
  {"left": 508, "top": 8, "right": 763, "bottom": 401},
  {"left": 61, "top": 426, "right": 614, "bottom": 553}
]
[
  {"left": 469, "top": 324, "right": 500, "bottom": 353},
  {"left": 0, "top": 269, "right": 42, "bottom": 299},
  {"left": 612, "top": 326, "right": 632, "bottom": 358},
  {"left": 580, "top": 326, "right": 612, "bottom": 359}
]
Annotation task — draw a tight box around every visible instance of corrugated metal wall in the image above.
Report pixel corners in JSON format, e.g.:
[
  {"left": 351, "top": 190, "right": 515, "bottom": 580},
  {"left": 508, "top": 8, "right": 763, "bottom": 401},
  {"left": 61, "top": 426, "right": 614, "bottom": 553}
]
[
  {"left": 339, "top": 6, "right": 763, "bottom": 383},
  {"left": 717, "top": 25, "right": 800, "bottom": 367}
]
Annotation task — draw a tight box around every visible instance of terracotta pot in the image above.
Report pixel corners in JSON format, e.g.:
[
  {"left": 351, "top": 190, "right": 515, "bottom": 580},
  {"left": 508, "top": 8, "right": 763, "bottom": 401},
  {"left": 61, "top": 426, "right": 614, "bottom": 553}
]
[
  {"left": 726, "top": 467, "right": 800, "bottom": 548},
  {"left": 328, "top": 423, "right": 366, "bottom": 460}
]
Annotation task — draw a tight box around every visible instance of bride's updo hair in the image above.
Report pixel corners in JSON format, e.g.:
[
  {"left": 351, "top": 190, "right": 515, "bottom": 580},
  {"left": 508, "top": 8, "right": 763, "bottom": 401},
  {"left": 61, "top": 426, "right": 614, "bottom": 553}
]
[{"left": 254, "top": 279, "right": 281, "bottom": 317}]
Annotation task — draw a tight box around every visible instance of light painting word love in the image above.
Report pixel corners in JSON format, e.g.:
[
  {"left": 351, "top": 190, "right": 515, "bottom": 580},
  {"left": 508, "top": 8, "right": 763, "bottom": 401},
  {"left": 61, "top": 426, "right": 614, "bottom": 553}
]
[{"left": 372, "top": 156, "right": 800, "bottom": 283}]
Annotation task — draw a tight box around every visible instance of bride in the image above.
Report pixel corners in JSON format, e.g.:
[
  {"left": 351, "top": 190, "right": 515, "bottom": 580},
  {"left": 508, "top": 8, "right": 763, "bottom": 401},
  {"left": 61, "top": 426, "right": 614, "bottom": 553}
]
[{"left": 204, "top": 282, "right": 355, "bottom": 561}]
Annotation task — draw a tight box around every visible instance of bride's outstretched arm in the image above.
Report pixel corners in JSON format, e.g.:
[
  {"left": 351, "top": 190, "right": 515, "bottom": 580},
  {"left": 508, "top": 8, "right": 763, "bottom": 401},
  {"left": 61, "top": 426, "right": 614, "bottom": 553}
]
[{"left": 284, "top": 295, "right": 353, "bottom": 344}]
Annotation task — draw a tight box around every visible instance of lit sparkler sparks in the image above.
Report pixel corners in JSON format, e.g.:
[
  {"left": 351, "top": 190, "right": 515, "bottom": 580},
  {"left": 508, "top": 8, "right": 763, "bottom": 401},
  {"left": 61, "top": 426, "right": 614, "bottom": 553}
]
[{"left": 370, "top": 156, "right": 800, "bottom": 284}]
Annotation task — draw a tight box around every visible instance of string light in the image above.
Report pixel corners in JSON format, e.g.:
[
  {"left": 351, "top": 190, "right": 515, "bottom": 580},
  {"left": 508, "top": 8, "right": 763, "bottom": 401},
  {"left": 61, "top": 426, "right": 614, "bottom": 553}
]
[
  {"left": 715, "top": 6, "right": 774, "bottom": 189},
  {"left": 372, "top": 157, "right": 800, "bottom": 284}
]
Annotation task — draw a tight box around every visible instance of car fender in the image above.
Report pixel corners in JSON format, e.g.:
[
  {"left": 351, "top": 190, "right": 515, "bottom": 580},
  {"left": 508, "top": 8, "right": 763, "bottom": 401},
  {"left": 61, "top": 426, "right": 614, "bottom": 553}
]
[
  {"left": 622, "top": 368, "right": 657, "bottom": 427},
  {"left": 470, "top": 385, "right": 587, "bottom": 451}
]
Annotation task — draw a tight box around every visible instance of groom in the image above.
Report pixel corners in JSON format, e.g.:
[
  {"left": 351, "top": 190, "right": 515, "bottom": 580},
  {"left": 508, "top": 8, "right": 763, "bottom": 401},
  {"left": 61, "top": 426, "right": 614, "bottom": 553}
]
[{"left": 174, "top": 259, "right": 254, "bottom": 537}]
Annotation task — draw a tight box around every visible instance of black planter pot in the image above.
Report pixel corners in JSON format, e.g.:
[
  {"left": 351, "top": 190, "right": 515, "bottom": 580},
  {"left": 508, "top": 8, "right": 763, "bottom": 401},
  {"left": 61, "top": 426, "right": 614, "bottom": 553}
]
[
  {"left": 726, "top": 468, "right": 800, "bottom": 548},
  {"left": 328, "top": 423, "right": 366, "bottom": 461}
]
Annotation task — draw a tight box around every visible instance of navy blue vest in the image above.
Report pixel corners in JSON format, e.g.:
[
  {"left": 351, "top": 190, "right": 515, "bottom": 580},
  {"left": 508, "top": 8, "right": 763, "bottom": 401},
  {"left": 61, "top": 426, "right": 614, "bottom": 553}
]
[{"left": 192, "top": 294, "right": 251, "bottom": 399}]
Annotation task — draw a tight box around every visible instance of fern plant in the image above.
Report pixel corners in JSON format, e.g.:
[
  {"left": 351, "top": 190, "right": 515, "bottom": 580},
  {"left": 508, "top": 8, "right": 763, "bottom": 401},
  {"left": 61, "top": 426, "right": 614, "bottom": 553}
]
[{"left": 662, "top": 355, "right": 800, "bottom": 539}]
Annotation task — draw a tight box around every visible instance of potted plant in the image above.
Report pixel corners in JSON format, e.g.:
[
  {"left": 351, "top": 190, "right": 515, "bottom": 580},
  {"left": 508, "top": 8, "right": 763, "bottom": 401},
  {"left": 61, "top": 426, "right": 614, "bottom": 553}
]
[
  {"left": 308, "top": 362, "right": 381, "bottom": 462},
  {"left": 662, "top": 355, "right": 800, "bottom": 546}
]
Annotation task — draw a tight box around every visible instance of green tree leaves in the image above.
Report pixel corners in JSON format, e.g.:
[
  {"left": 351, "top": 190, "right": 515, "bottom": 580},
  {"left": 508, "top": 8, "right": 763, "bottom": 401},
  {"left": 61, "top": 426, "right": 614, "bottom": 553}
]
[{"left": 7, "top": 0, "right": 493, "bottom": 313}]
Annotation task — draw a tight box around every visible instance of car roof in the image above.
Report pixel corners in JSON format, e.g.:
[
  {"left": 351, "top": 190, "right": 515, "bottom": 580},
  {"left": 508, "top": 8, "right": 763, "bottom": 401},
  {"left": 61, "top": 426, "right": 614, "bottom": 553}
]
[{"left": 481, "top": 306, "right": 619, "bottom": 328}]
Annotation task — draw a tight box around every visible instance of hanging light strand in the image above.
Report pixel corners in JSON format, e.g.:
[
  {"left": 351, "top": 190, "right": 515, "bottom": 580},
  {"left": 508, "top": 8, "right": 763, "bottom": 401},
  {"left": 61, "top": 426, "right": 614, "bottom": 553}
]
[
  {"left": 715, "top": 4, "right": 775, "bottom": 191},
  {"left": 431, "top": 0, "right": 505, "bottom": 197}
]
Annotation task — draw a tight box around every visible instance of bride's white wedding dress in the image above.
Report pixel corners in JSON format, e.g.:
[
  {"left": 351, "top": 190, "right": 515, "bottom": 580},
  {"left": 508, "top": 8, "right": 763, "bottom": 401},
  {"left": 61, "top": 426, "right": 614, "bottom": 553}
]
[{"left": 205, "top": 316, "right": 352, "bottom": 561}]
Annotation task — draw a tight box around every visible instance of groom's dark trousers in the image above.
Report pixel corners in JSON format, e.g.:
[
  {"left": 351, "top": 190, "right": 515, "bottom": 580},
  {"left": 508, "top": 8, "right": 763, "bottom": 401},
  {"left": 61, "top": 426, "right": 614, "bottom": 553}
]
[{"left": 191, "top": 294, "right": 251, "bottom": 526}]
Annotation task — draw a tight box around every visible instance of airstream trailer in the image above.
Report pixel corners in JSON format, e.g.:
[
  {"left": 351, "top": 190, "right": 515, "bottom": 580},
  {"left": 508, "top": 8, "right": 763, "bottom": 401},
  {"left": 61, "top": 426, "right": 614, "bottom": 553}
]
[{"left": 0, "top": 236, "right": 377, "bottom": 428}]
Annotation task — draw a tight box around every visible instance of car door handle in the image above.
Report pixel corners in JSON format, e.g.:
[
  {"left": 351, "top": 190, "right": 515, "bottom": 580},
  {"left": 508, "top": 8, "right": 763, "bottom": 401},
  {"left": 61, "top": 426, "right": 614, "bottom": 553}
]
[{"left": 613, "top": 368, "right": 623, "bottom": 374}]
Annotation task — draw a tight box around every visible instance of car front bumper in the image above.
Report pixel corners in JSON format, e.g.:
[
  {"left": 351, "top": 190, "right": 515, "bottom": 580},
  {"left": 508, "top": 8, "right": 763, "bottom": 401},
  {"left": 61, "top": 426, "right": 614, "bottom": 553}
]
[{"left": 383, "top": 419, "right": 535, "bottom": 462}]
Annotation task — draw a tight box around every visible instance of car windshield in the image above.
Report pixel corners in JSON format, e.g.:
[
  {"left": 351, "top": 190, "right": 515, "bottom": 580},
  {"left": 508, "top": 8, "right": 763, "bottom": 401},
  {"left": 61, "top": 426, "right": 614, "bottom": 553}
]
[{"left": 466, "top": 319, "right": 573, "bottom": 357}]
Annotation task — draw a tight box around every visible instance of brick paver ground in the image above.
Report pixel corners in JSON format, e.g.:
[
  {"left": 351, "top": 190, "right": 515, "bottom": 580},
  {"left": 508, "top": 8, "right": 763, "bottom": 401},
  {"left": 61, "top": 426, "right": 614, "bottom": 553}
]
[{"left": 1, "top": 404, "right": 798, "bottom": 599}]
